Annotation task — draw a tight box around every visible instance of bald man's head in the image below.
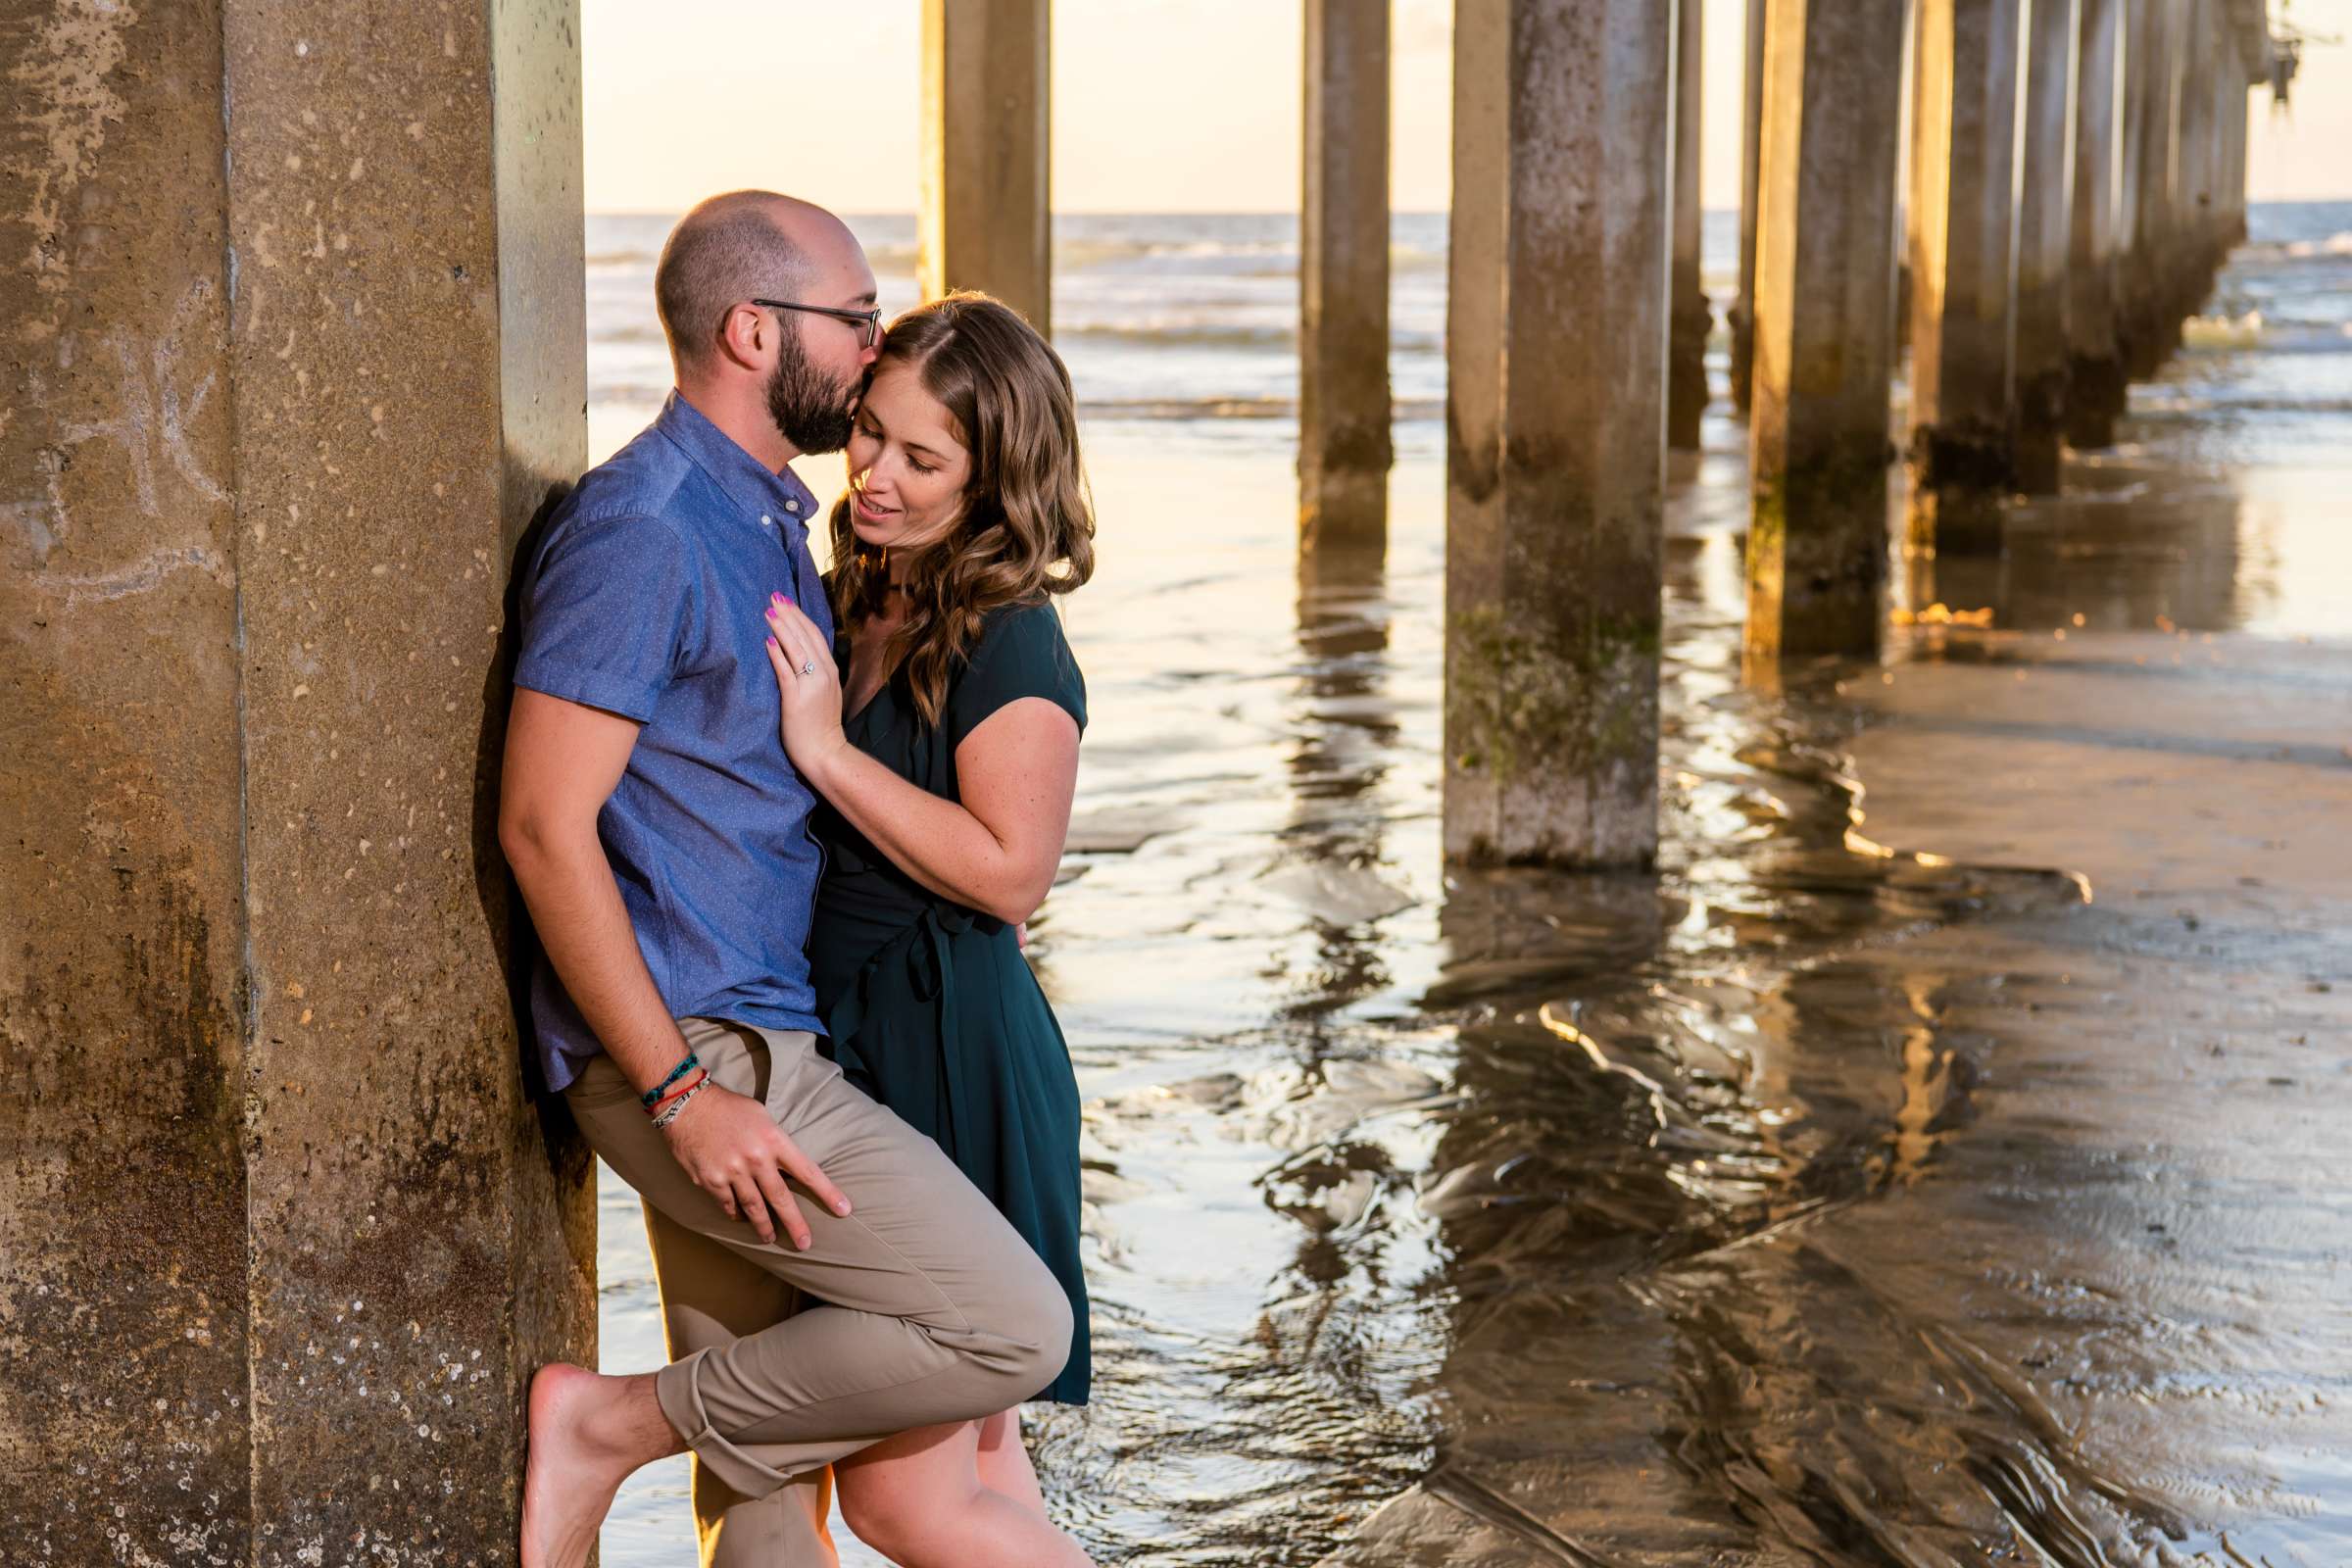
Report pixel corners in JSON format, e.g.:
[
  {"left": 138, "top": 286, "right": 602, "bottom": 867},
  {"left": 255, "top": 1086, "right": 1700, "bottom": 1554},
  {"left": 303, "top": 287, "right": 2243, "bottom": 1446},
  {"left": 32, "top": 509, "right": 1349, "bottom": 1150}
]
[{"left": 654, "top": 191, "right": 862, "bottom": 370}]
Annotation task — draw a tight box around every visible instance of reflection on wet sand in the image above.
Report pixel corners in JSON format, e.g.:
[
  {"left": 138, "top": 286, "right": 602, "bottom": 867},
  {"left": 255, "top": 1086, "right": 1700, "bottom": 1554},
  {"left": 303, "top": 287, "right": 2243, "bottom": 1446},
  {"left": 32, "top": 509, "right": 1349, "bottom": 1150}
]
[{"left": 1033, "top": 404, "right": 2350, "bottom": 1564}]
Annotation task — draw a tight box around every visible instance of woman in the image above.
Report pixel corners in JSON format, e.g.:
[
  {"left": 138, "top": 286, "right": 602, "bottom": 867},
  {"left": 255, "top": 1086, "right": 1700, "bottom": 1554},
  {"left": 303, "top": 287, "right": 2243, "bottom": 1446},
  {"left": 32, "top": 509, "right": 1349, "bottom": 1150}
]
[{"left": 761, "top": 292, "right": 1096, "bottom": 1568}]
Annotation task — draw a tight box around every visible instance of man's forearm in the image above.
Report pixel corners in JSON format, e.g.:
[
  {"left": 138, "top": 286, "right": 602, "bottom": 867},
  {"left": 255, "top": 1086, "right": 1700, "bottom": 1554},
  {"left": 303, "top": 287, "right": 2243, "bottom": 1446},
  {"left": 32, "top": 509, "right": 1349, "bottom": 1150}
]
[{"left": 508, "top": 825, "right": 692, "bottom": 1094}]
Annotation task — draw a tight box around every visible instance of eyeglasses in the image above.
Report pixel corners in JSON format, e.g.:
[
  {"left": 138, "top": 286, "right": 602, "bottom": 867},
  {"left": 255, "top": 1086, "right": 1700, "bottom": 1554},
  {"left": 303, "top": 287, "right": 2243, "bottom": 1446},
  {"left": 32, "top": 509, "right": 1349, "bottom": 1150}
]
[{"left": 752, "top": 298, "right": 884, "bottom": 350}]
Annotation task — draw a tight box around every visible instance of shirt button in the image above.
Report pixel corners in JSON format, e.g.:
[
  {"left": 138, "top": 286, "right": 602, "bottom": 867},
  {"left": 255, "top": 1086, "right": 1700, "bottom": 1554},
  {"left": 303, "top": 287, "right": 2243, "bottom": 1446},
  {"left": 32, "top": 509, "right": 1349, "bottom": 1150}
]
[
  {"left": 784, "top": 499, "right": 802, "bottom": 515},
  {"left": 760, "top": 514, "right": 774, "bottom": 529}
]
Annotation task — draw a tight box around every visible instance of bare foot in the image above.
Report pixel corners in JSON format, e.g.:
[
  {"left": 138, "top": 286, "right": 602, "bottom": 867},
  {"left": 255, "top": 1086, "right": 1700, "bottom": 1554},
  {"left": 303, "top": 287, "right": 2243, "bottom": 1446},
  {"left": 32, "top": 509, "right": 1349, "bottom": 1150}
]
[{"left": 520, "top": 1363, "right": 634, "bottom": 1568}]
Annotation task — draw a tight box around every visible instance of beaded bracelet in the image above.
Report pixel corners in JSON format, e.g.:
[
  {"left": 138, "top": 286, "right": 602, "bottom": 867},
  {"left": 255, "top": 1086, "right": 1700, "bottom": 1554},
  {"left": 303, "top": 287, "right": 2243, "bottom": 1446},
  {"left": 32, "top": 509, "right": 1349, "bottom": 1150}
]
[
  {"left": 640, "top": 1050, "right": 702, "bottom": 1109},
  {"left": 650, "top": 1077, "right": 710, "bottom": 1131},
  {"left": 646, "top": 1068, "right": 710, "bottom": 1119}
]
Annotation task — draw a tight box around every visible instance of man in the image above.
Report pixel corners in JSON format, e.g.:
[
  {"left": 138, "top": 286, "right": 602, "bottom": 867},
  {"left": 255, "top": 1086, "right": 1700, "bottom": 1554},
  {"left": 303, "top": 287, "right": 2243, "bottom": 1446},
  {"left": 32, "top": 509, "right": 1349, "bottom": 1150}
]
[{"left": 504, "top": 191, "right": 1068, "bottom": 1568}]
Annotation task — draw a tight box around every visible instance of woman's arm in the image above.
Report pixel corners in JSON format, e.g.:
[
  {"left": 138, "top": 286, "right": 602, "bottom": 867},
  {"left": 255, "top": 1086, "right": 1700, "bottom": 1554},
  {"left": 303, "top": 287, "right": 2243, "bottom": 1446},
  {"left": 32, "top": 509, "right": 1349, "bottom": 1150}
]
[{"left": 765, "top": 597, "right": 1078, "bottom": 926}]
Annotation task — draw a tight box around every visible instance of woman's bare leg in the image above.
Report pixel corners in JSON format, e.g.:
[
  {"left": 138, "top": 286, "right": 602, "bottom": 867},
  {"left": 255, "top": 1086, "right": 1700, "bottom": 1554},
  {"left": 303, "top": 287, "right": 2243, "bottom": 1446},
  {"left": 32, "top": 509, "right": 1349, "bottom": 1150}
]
[
  {"left": 521, "top": 1362, "right": 687, "bottom": 1568},
  {"left": 973, "top": 1407, "right": 1049, "bottom": 1520},
  {"left": 836, "top": 1420, "right": 1092, "bottom": 1568}
]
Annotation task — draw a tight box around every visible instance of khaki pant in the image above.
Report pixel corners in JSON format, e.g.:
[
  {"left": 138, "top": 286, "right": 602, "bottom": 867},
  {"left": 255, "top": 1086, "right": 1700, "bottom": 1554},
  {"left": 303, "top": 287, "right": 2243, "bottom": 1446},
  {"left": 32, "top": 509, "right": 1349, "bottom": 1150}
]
[{"left": 566, "top": 1018, "right": 1070, "bottom": 1563}]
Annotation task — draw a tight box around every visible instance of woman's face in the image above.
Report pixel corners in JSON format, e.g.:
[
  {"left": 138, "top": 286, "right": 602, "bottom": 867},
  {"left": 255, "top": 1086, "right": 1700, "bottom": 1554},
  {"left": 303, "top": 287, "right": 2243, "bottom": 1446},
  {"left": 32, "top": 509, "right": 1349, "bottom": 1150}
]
[{"left": 844, "top": 362, "right": 973, "bottom": 555}]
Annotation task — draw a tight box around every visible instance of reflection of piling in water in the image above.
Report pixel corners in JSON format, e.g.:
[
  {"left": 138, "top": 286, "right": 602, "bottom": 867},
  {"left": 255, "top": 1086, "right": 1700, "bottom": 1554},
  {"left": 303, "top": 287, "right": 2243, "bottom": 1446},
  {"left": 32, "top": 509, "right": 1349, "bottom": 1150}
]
[
  {"left": 2013, "top": 0, "right": 2079, "bottom": 496},
  {"left": 1444, "top": 0, "right": 1672, "bottom": 868},
  {"left": 1905, "top": 0, "right": 2028, "bottom": 556},
  {"left": 1668, "top": 0, "right": 1711, "bottom": 452},
  {"left": 919, "top": 0, "right": 1052, "bottom": 332},
  {"left": 1299, "top": 0, "right": 1394, "bottom": 554},
  {"left": 1744, "top": 0, "right": 1909, "bottom": 666}
]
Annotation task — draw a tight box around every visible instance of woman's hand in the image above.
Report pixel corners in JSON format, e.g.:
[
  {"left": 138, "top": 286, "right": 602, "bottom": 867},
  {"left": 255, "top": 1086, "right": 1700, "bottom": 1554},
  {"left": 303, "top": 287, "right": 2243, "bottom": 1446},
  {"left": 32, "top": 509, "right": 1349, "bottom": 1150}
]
[{"left": 763, "top": 594, "right": 850, "bottom": 782}]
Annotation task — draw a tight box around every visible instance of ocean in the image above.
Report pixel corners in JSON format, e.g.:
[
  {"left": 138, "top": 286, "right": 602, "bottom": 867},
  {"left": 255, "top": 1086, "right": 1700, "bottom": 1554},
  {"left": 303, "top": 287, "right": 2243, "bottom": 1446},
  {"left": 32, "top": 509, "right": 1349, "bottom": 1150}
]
[{"left": 584, "top": 204, "right": 2352, "bottom": 1565}]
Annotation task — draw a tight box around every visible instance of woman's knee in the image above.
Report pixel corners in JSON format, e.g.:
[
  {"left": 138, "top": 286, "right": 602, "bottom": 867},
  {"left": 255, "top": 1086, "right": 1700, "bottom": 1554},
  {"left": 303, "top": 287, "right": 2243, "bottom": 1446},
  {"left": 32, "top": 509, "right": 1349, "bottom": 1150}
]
[{"left": 998, "top": 1266, "right": 1071, "bottom": 1397}]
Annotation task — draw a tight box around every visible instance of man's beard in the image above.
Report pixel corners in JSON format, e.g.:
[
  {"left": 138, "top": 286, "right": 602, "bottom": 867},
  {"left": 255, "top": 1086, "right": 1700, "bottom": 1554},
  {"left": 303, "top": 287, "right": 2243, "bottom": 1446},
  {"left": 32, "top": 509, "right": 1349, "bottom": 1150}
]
[{"left": 764, "top": 332, "right": 859, "bottom": 455}]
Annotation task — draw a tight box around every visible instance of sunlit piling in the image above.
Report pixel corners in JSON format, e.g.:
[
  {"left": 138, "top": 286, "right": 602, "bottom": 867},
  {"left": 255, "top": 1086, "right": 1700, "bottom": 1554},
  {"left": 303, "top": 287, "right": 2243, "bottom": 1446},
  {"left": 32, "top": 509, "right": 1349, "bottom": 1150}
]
[
  {"left": 1905, "top": 0, "right": 2027, "bottom": 554},
  {"left": 1299, "top": 0, "right": 1395, "bottom": 553},
  {"left": 1668, "top": 0, "right": 1710, "bottom": 451},
  {"left": 2014, "top": 0, "right": 2079, "bottom": 494},
  {"left": 1, "top": 0, "right": 594, "bottom": 1555},
  {"left": 1744, "top": 0, "right": 1911, "bottom": 665},
  {"left": 920, "top": 0, "right": 1052, "bottom": 330},
  {"left": 2067, "top": 0, "right": 2128, "bottom": 447},
  {"left": 1444, "top": 0, "right": 1673, "bottom": 868}
]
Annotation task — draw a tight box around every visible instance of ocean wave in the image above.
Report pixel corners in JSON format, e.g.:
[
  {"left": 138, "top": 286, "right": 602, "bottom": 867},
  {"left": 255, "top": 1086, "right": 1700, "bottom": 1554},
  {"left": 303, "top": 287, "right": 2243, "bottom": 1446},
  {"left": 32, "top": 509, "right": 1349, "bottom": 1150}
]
[
  {"left": 1075, "top": 394, "right": 1446, "bottom": 422},
  {"left": 1060, "top": 319, "right": 1446, "bottom": 352}
]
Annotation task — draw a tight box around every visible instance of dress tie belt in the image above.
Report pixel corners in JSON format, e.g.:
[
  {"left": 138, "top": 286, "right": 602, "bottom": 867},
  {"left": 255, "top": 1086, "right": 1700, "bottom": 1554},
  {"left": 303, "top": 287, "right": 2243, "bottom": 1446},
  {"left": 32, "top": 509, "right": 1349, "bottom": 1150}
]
[{"left": 822, "top": 898, "right": 1005, "bottom": 1166}]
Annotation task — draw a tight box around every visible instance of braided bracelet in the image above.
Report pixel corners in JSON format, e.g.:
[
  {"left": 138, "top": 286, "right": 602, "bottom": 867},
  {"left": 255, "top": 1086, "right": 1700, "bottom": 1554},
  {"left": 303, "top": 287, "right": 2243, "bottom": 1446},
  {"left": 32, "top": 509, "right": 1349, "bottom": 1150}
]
[
  {"left": 640, "top": 1049, "right": 702, "bottom": 1109},
  {"left": 645, "top": 1068, "right": 710, "bottom": 1119},
  {"left": 651, "top": 1077, "right": 710, "bottom": 1131}
]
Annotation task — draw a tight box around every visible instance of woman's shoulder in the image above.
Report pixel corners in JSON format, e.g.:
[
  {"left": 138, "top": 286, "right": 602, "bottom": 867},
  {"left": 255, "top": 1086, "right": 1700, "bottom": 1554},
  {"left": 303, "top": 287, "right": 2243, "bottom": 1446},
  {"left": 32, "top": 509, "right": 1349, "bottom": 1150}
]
[
  {"left": 969, "top": 598, "right": 1076, "bottom": 666},
  {"left": 949, "top": 598, "right": 1086, "bottom": 740}
]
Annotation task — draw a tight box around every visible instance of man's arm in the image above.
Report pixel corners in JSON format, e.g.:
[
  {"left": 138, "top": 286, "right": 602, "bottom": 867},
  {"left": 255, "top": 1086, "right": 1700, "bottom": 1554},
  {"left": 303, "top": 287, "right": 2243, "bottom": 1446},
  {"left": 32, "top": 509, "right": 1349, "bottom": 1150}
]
[{"left": 499, "top": 688, "right": 849, "bottom": 1246}]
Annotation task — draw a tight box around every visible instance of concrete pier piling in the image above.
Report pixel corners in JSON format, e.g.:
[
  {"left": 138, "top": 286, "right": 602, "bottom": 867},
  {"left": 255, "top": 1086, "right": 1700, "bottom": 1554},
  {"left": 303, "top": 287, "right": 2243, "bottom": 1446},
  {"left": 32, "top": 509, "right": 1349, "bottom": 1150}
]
[
  {"left": 1732, "top": 0, "right": 1770, "bottom": 416},
  {"left": 2, "top": 0, "right": 594, "bottom": 1557},
  {"left": 1905, "top": 0, "right": 2027, "bottom": 554},
  {"left": 921, "top": 0, "right": 1053, "bottom": 331},
  {"left": 1668, "top": 0, "right": 1710, "bottom": 450},
  {"left": 2013, "top": 0, "right": 2080, "bottom": 493},
  {"left": 1745, "top": 0, "right": 1911, "bottom": 664},
  {"left": 2121, "top": 0, "right": 2184, "bottom": 379},
  {"left": 1445, "top": 0, "right": 1674, "bottom": 867},
  {"left": 1299, "top": 0, "right": 1395, "bottom": 552},
  {"left": 2066, "top": 0, "right": 2127, "bottom": 447}
]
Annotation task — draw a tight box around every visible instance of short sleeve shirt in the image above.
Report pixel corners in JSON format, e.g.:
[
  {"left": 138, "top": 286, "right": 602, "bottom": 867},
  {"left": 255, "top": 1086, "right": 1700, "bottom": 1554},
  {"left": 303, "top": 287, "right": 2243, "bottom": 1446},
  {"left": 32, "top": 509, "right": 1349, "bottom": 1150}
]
[{"left": 513, "top": 392, "right": 834, "bottom": 1091}]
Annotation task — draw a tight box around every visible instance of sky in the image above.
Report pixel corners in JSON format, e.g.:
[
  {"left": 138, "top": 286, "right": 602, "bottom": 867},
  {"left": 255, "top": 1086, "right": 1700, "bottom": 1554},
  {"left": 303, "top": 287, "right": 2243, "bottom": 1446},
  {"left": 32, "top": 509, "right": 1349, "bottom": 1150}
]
[{"left": 581, "top": 0, "right": 2351, "bottom": 215}]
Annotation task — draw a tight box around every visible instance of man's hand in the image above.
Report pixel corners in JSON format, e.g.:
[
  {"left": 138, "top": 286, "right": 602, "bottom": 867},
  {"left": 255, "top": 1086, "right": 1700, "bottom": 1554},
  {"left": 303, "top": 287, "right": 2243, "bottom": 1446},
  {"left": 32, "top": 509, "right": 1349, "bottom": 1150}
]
[{"left": 659, "top": 1083, "right": 852, "bottom": 1250}]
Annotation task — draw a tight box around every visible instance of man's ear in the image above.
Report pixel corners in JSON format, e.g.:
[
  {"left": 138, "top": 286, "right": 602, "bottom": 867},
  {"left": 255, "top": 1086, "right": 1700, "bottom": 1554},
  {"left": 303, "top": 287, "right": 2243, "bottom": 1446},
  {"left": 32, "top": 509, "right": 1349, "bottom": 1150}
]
[{"left": 715, "top": 301, "right": 770, "bottom": 373}]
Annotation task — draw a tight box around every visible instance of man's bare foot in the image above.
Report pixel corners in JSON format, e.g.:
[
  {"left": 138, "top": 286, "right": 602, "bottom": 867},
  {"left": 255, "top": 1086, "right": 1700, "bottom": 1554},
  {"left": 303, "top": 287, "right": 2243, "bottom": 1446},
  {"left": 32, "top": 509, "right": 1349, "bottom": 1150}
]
[{"left": 521, "top": 1362, "right": 651, "bottom": 1568}]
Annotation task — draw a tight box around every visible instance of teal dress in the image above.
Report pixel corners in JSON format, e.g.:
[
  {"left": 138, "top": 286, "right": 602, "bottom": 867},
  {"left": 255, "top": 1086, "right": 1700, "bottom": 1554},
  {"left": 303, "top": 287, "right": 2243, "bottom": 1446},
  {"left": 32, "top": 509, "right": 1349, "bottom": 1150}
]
[{"left": 808, "top": 599, "right": 1091, "bottom": 1405}]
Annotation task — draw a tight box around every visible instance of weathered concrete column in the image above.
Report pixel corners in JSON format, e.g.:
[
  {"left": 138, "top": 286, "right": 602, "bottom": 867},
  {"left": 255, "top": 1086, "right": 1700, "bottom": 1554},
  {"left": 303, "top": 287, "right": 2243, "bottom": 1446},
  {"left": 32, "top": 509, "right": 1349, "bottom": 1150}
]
[
  {"left": 2066, "top": 0, "right": 2127, "bottom": 446},
  {"left": 1732, "top": 0, "right": 1769, "bottom": 414},
  {"left": 1746, "top": 0, "right": 1910, "bottom": 663},
  {"left": 1446, "top": 0, "right": 1673, "bottom": 867},
  {"left": 2176, "top": 0, "right": 2218, "bottom": 285},
  {"left": 1905, "top": 0, "right": 2026, "bottom": 553},
  {"left": 2014, "top": 0, "right": 2080, "bottom": 493},
  {"left": 1300, "top": 0, "right": 1394, "bottom": 552},
  {"left": 921, "top": 0, "right": 1052, "bottom": 331},
  {"left": 2123, "top": 0, "right": 2185, "bottom": 377},
  {"left": 2, "top": 1, "right": 594, "bottom": 1557},
  {"left": 1668, "top": 0, "right": 1710, "bottom": 449}
]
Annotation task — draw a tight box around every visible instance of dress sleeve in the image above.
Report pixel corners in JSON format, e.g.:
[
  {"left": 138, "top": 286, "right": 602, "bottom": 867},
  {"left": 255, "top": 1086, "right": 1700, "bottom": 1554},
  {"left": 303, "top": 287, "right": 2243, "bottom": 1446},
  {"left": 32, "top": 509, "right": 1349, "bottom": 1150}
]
[
  {"left": 513, "top": 512, "right": 696, "bottom": 723},
  {"left": 945, "top": 602, "right": 1087, "bottom": 752}
]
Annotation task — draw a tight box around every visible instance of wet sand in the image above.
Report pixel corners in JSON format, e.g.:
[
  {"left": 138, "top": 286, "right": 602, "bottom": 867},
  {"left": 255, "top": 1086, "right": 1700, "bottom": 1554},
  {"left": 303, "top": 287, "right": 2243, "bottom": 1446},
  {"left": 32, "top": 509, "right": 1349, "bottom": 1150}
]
[{"left": 1316, "top": 473, "right": 2352, "bottom": 1566}]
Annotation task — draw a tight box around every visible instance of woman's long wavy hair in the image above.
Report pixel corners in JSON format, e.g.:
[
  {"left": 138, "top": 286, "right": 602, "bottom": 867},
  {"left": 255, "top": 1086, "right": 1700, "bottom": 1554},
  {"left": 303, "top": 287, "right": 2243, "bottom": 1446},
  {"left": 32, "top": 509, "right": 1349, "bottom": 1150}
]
[{"left": 826, "top": 292, "right": 1096, "bottom": 729}]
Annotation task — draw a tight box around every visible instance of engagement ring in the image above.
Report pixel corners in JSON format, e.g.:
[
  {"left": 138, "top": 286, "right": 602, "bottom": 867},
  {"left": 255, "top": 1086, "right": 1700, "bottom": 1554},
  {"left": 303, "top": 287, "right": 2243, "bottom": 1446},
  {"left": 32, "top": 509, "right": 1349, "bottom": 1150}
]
[{"left": 800, "top": 660, "right": 816, "bottom": 677}]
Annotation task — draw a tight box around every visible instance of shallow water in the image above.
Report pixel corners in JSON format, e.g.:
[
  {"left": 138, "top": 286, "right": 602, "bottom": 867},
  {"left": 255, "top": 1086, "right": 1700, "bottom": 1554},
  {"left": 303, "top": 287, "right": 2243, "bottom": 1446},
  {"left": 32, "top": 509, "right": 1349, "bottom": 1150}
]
[{"left": 594, "top": 207, "right": 2352, "bottom": 1564}]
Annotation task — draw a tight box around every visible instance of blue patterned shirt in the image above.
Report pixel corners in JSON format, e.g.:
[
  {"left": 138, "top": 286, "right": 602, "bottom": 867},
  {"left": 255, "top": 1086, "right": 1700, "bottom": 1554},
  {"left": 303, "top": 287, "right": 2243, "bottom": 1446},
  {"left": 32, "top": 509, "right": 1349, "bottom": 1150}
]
[{"left": 514, "top": 392, "right": 833, "bottom": 1091}]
